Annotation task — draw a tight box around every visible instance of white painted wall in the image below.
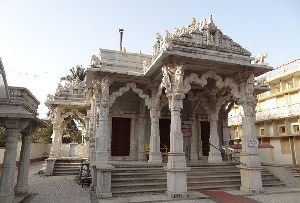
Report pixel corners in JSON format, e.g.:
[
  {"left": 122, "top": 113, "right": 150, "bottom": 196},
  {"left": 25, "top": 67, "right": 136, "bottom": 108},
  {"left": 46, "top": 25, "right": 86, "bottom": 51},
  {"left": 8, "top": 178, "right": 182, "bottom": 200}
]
[
  {"left": 270, "top": 139, "right": 293, "bottom": 164},
  {"left": 0, "top": 142, "right": 88, "bottom": 165}
]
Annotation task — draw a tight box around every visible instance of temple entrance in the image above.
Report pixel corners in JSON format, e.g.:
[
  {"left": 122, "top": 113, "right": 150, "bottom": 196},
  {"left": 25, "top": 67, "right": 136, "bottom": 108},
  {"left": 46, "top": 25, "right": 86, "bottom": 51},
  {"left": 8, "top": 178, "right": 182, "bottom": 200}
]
[
  {"left": 159, "top": 119, "right": 171, "bottom": 150},
  {"left": 111, "top": 117, "right": 131, "bottom": 156},
  {"left": 201, "top": 121, "right": 210, "bottom": 156}
]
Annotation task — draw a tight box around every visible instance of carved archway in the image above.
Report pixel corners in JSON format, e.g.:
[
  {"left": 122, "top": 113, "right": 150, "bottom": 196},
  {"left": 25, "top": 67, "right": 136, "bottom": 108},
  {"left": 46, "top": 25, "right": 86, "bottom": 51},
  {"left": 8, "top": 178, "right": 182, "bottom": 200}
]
[{"left": 183, "top": 70, "right": 241, "bottom": 100}]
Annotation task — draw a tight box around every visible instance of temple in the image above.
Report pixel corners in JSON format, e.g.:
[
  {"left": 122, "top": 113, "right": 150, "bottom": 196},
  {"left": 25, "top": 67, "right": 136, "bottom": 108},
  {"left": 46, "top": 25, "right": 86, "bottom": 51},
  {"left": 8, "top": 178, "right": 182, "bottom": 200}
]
[{"left": 45, "top": 16, "right": 276, "bottom": 198}]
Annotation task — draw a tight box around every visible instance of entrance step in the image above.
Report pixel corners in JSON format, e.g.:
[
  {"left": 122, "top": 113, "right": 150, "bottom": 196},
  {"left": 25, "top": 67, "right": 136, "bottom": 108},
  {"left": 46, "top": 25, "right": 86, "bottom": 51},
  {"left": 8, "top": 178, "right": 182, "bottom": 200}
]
[
  {"left": 52, "top": 158, "right": 85, "bottom": 176},
  {"left": 111, "top": 163, "right": 285, "bottom": 197}
]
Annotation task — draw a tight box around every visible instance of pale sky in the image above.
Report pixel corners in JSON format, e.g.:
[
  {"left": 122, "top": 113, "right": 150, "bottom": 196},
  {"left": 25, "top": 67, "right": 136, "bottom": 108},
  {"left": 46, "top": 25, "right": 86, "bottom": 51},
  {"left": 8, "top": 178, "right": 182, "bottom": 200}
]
[{"left": 1, "top": 0, "right": 299, "bottom": 118}]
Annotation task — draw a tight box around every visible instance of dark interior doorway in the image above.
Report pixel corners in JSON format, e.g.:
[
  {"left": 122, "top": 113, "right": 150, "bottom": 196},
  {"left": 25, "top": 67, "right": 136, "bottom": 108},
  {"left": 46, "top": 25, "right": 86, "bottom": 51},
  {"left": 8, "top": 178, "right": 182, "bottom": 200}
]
[
  {"left": 111, "top": 117, "right": 131, "bottom": 156},
  {"left": 159, "top": 119, "right": 171, "bottom": 150},
  {"left": 201, "top": 121, "right": 210, "bottom": 156}
]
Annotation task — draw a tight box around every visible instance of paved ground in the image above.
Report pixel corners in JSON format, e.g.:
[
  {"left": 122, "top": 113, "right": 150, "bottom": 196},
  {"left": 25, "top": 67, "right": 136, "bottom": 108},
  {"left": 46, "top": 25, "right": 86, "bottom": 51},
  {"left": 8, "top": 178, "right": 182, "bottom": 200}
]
[{"left": 14, "top": 161, "right": 300, "bottom": 202}]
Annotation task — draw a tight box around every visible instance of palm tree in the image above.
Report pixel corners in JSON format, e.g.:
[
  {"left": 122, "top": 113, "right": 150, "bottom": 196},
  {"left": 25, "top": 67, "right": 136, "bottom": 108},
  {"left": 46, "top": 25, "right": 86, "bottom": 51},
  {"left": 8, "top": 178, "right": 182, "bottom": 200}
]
[{"left": 60, "top": 65, "right": 87, "bottom": 82}]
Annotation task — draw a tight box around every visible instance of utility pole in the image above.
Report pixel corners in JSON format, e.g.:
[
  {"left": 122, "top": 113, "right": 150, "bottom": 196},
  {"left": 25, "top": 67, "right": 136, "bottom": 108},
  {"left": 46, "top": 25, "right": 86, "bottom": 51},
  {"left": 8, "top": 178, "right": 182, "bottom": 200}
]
[{"left": 119, "top": 29, "right": 124, "bottom": 51}]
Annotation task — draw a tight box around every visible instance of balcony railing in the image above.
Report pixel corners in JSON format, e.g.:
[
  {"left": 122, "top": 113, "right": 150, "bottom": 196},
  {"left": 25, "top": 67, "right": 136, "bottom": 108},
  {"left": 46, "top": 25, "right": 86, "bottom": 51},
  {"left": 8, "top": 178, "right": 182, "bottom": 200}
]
[{"left": 229, "top": 102, "right": 300, "bottom": 125}]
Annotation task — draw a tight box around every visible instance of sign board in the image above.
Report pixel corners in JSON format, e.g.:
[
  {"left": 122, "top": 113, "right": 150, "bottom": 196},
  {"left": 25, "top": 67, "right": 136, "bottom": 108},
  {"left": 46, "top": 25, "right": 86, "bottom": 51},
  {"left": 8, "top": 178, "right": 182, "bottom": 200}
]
[
  {"left": 248, "top": 138, "right": 258, "bottom": 148},
  {"left": 182, "top": 124, "right": 192, "bottom": 136}
]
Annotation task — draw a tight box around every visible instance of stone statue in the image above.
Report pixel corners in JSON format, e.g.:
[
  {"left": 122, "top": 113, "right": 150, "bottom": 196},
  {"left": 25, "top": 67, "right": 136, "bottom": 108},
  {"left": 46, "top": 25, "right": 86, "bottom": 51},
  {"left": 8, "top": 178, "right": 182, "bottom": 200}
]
[
  {"left": 254, "top": 53, "right": 268, "bottom": 65},
  {"left": 90, "top": 55, "right": 100, "bottom": 67}
]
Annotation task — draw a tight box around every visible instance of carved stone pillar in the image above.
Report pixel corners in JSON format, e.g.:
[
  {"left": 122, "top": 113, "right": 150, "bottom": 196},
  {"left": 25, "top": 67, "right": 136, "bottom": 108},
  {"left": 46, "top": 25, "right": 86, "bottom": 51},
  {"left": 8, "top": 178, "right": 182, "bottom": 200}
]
[
  {"left": 57, "top": 127, "right": 63, "bottom": 157},
  {"left": 94, "top": 77, "right": 114, "bottom": 199},
  {"left": 166, "top": 95, "right": 190, "bottom": 198},
  {"left": 189, "top": 117, "right": 198, "bottom": 161},
  {"left": 0, "top": 119, "right": 28, "bottom": 203},
  {"left": 208, "top": 108, "right": 222, "bottom": 163},
  {"left": 137, "top": 114, "right": 146, "bottom": 161},
  {"left": 237, "top": 72, "right": 264, "bottom": 193},
  {"left": 15, "top": 126, "right": 36, "bottom": 195},
  {"left": 197, "top": 116, "right": 203, "bottom": 160},
  {"left": 49, "top": 107, "right": 63, "bottom": 158},
  {"left": 164, "top": 63, "right": 190, "bottom": 198},
  {"left": 238, "top": 96, "right": 264, "bottom": 193},
  {"left": 148, "top": 107, "right": 162, "bottom": 163},
  {"left": 129, "top": 117, "right": 137, "bottom": 160}
]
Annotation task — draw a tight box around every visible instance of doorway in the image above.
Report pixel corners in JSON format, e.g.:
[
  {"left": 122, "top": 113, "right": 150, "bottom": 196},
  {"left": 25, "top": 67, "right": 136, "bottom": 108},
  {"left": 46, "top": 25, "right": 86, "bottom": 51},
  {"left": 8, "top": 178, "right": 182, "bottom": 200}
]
[
  {"left": 159, "top": 119, "right": 171, "bottom": 150},
  {"left": 201, "top": 121, "right": 210, "bottom": 156},
  {"left": 111, "top": 117, "right": 131, "bottom": 156}
]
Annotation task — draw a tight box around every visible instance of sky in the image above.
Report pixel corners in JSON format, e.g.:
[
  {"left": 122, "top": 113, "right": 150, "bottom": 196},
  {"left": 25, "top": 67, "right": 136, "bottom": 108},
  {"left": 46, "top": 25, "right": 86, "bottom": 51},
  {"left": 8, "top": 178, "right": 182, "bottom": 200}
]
[{"left": 1, "top": 0, "right": 299, "bottom": 119}]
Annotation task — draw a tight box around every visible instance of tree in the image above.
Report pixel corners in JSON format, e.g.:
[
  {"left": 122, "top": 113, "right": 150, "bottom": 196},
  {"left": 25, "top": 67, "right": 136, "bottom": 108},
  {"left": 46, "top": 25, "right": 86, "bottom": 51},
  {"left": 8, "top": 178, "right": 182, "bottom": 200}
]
[
  {"left": 0, "top": 127, "right": 6, "bottom": 147},
  {"left": 62, "top": 119, "right": 82, "bottom": 143},
  {"left": 32, "top": 119, "right": 53, "bottom": 143},
  {"left": 60, "top": 65, "right": 87, "bottom": 82}
]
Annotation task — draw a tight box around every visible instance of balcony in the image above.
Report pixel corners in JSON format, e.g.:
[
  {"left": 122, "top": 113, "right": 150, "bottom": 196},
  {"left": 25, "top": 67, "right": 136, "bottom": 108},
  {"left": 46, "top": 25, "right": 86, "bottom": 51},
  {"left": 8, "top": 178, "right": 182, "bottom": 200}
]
[{"left": 229, "top": 102, "right": 300, "bottom": 125}]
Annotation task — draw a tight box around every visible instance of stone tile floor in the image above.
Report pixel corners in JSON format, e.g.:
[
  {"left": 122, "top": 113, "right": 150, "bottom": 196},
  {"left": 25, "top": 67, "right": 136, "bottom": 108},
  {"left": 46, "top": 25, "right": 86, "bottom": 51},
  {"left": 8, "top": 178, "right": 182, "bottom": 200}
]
[
  {"left": 20, "top": 161, "right": 91, "bottom": 203},
  {"left": 6, "top": 161, "right": 300, "bottom": 203}
]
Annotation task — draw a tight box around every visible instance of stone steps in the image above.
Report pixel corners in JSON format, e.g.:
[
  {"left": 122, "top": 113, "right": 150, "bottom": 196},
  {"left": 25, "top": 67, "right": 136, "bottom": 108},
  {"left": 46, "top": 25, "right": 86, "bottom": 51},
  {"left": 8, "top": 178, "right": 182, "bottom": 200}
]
[
  {"left": 111, "top": 164, "right": 285, "bottom": 197},
  {"left": 52, "top": 158, "right": 83, "bottom": 176}
]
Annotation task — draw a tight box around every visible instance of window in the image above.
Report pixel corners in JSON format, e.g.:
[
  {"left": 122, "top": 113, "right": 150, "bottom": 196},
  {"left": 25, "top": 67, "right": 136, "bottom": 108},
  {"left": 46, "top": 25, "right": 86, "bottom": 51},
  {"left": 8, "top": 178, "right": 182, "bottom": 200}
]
[
  {"left": 262, "top": 137, "right": 270, "bottom": 144},
  {"left": 73, "top": 89, "right": 78, "bottom": 94},
  {"left": 293, "top": 124, "right": 300, "bottom": 134},
  {"left": 276, "top": 86, "right": 281, "bottom": 93},
  {"left": 288, "top": 82, "right": 294, "bottom": 89},
  {"left": 279, "top": 126, "right": 286, "bottom": 134},
  {"left": 281, "top": 137, "right": 291, "bottom": 154},
  {"left": 235, "top": 130, "right": 239, "bottom": 138},
  {"left": 260, "top": 128, "right": 265, "bottom": 136}
]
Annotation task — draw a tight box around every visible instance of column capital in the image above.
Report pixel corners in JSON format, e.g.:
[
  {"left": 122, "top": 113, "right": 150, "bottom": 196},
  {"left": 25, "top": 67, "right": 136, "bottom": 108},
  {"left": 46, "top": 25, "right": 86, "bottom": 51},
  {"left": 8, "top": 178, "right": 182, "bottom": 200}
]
[
  {"left": 237, "top": 95, "right": 257, "bottom": 116},
  {"left": 3, "top": 118, "right": 29, "bottom": 130},
  {"left": 21, "top": 125, "right": 38, "bottom": 136}
]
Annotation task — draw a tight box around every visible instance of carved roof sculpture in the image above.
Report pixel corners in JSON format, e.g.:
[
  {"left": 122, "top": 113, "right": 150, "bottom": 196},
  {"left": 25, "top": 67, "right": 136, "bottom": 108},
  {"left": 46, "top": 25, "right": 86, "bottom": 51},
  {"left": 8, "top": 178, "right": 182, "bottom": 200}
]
[
  {"left": 151, "top": 15, "right": 251, "bottom": 63},
  {"left": 47, "top": 77, "right": 86, "bottom": 101}
]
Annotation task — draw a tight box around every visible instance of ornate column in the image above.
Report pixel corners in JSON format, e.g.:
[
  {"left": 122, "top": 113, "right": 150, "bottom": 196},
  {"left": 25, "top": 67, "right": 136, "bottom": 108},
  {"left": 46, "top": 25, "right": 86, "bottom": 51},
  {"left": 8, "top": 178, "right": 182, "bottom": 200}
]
[
  {"left": 237, "top": 72, "right": 264, "bottom": 193},
  {"left": 94, "top": 77, "right": 114, "bottom": 199},
  {"left": 207, "top": 108, "right": 222, "bottom": 163},
  {"left": 0, "top": 119, "right": 28, "bottom": 203},
  {"left": 164, "top": 62, "right": 190, "bottom": 198},
  {"left": 15, "top": 125, "right": 37, "bottom": 195},
  {"left": 57, "top": 126, "right": 63, "bottom": 157},
  {"left": 189, "top": 117, "right": 198, "bottom": 161},
  {"left": 49, "top": 107, "right": 63, "bottom": 158},
  {"left": 148, "top": 106, "right": 162, "bottom": 163},
  {"left": 129, "top": 117, "right": 137, "bottom": 160},
  {"left": 197, "top": 116, "right": 203, "bottom": 160},
  {"left": 137, "top": 113, "right": 146, "bottom": 161}
]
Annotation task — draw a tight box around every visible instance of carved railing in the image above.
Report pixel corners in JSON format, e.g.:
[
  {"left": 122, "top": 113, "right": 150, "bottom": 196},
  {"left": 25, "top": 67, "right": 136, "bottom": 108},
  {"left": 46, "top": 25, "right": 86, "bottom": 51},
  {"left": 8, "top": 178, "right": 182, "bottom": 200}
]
[
  {"left": 229, "top": 102, "right": 300, "bottom": 125},
  {"left": 8, "top": 86, "right": 40, "bottom": 116}
]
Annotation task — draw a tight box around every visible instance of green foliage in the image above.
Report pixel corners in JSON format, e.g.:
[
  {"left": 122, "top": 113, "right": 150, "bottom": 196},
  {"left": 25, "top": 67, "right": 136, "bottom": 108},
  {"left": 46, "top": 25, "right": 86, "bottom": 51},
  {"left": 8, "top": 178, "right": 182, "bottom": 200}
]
[
  {"left": 32, "top": 119, "right": 53, "bottom": 143},
  {"left": 62, "top": 119, "right": 82, "bottom": 143},
  {"left": 0, "top": 127, "right": 6, "bottom": 147},
  {"left": 60, "top": 65, "right": 87, "bottom": 82}
]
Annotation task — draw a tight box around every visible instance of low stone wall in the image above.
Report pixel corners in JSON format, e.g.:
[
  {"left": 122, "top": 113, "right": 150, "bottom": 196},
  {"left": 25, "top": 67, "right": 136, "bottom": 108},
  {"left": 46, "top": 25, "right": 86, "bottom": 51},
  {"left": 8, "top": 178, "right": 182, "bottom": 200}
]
[
  {"left": 0, "top": 142, "right": 50, "bottom": 168},
  {"left": 60, "top": 143, "right": 88, "bottom": 157},
  {"left": 0, "top": 142, "right": 89, "bottom": 168}
]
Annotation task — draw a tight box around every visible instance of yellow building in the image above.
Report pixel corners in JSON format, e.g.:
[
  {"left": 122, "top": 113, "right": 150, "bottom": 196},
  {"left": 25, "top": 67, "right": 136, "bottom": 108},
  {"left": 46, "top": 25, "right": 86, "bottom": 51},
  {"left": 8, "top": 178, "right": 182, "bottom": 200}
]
[{"left": 229, "top": 58, "right": 300, "bottom": 165}]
